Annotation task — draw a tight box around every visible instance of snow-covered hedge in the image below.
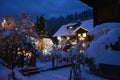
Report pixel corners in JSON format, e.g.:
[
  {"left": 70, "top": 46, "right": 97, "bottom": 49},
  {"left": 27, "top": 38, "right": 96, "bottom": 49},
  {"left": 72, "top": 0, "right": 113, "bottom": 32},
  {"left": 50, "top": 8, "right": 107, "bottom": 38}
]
[
  {"left": 85, "top": 22, "right": 120, "bottom": 66},
  {"left": 88, "top": 22, "right": 120, "bottom": 40}
]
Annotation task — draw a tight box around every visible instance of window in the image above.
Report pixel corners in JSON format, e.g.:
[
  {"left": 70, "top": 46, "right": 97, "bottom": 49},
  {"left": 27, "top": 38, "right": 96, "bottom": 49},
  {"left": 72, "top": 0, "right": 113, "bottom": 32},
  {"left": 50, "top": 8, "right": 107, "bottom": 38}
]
[
  {"left": 57, "top": 36, "right": 61, "bottom": 40},
  {"left": 66, "top": 36, "right": 70, "bottom": 40},
  {"left": 78, "top": 33, "right": 81, "bottom": 37},
  {"left": 82, "top": 33, "right": 87, "bottom": 37},
  {"left": 69, "top": 26, "right": 72, "bottom": 29},
  {"left": 67, "top": 26, "right": 73, "bottom": 32}
]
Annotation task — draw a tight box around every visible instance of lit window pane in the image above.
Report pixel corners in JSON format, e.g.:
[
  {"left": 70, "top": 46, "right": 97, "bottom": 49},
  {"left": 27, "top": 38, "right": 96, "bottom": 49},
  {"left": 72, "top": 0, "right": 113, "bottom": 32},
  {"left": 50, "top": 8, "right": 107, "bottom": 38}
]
[
  {"left": 82, "top": 33, "right": 86, "bottom": 37},
  {"left": 78, "top": 34, "right": 81, "bottom": 37}
]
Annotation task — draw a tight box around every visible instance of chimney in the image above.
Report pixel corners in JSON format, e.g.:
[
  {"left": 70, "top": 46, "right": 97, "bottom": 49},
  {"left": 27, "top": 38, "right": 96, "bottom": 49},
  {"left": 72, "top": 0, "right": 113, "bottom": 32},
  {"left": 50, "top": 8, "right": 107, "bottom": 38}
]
[
  {"left": 77, "top": 20, "right": 81, "bottom": 27},
  {"left": 74, "top": 20, "right": 81, "bottom": 29}
]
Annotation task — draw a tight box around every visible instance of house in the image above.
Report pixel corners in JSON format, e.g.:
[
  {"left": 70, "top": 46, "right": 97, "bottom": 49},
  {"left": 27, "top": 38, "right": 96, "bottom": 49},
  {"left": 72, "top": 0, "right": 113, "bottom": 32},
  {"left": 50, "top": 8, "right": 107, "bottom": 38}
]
[
  {"left": 80, "top": 0, "right": 120, "bottom": 27},
  {"left": 53, "top": 19, "right": 93, "bottom": 48}
]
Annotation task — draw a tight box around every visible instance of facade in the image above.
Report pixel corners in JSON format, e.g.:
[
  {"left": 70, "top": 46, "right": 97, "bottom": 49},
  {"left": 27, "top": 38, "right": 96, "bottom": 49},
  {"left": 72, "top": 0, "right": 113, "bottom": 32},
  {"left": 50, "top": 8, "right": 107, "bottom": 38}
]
[{"left": 53, "top": 19, "right": 93, "bottom": 48}]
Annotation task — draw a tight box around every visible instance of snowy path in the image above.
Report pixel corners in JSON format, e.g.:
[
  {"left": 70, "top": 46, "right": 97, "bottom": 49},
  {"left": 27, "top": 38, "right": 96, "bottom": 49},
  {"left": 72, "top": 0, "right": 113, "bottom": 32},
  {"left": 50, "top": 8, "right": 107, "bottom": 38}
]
[
  {"left": 23, "top": 68, "right": 70, "bottom": 80},
  {"left": 23, "top": 67, "right": 108, "bottom": 80}
]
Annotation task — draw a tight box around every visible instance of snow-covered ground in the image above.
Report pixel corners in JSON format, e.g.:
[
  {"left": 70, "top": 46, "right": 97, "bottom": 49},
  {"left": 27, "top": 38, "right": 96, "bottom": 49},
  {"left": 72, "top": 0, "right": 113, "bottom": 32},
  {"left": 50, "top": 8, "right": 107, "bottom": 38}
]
[
  {"left": 0, "top": 60, "right": 107, "bottom": 80},
  {"left": 0, "top": 65, "right": 12, "bottom": 80},
  {"left": 1, "top": 22, "right": 119, "bottom": 80},
  {"left": 23, "top": 66, "right": 107, "bottom": 80},
  {"left": 22, "top": 22, "right": 119, "bottom": 80}
]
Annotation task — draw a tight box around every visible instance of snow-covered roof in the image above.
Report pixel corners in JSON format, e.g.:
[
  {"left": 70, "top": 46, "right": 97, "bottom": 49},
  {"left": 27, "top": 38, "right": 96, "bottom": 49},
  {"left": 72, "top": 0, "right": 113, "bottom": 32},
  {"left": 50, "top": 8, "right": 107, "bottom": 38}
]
[
  {"left": 73, "top": 26, "right": 89, "bottom": 34},
  {"left": 53, "top": 24, "right": 74, "bottom": 37},
  {"left": 80, "top": 19, "right": 93, "bottom": 31},
  {"left": 53, "top": 19, "right": 93, "bottom": 37},
  {"left": 89, "top": 22, "right": 120, "bottom": 35},
  {"left": 88, "top": 22, "right": 120, "bottom": 40},
  {"left": 85, "top": 28, "right": 120, "bottom": 66}
]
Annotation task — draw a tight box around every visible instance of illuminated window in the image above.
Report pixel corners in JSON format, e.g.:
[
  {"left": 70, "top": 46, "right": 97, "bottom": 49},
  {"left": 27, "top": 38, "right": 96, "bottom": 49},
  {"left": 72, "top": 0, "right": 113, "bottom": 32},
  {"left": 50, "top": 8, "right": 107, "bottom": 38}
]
[
  {"left": 57, "top": 36, "right": 61, "bottom": 40},
  {"left": 18, "top": 52, "right": 21, "bottom": 54},
  {"left": 79, "top": 37, "right": 85, "bottom": 40},
  {"left": 69, "top": 26, "right": 72, "bottom": 29},
  {"left": 17, "top": 48, "right": 20, "bottom": 51},
  {"left": 78, "top": 34, "right": 81, "bottom": 37},
  {"left": 67, "top": 26, "right": 73, "bottom": 29},
  {"left": 66, "top": 36, "right": 70, "bottom": 40},
  {"left": 82, "top": 33, "right": 87, "bottom": 37}
]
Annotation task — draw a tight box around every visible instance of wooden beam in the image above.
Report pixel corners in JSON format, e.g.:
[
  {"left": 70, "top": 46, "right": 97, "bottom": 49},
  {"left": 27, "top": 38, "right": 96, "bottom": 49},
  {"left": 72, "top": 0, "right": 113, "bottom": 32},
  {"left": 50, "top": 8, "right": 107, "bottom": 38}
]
[{"left": 80, "top": 0, "right": 118, "bottom": 8}]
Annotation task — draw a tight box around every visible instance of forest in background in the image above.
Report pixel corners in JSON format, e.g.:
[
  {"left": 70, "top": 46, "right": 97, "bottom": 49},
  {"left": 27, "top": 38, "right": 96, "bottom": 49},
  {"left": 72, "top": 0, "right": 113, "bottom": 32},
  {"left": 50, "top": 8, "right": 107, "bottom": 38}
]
[{"left": 46, "top": 9, "right": 93, "bottom": 37}]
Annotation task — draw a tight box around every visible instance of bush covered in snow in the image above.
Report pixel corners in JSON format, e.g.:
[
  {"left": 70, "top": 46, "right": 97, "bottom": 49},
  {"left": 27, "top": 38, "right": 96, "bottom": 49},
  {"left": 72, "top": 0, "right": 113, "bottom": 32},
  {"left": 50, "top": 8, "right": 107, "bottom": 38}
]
[
  {"left": 88, "top": 22, "right": 120, "bottom": 40},
  {"left": 85, "top": 22, "right": 120, "bottom": 66}
]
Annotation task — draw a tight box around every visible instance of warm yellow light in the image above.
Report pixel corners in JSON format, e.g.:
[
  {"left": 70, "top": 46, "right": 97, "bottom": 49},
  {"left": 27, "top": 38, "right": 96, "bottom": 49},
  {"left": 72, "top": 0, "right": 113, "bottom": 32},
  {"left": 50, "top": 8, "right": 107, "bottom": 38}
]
[
  {"left": 26, "top": 52, "right": 32, "bottom": 58},
  {"left": 2, "top": 18, "right": 7, "bottom": 28},
  {"left": 82, "top": 42, "right": 86, "bottom": 47},
  {"left": 80, "top": 50, "right": 84, "bottom": 54},
  {"left": 23, "top": 50, "right": 26, "bottom": 54},
  {"left": 17, "top": 48, "right": 20, "bottom": 51},
  {"left": 82, "top": 33, "right": 87, "bottom": 37},
  {"left": 79, "top": 37, "right": 85, "bottom": 40},
  {"left": 78, "top": 34, "right": 81, "bottom": 37},
  {"left": 67, "top": 36, "right": 70, "bottom": 40},
  {"left": 71, "top": 41, "right": 77, "bottom": 45},
  {"left": 18, "top": 52, "right": 21, "bottom": 54},
  {"left": 57, "top": 36, "right": 61, "bottom": 40}
]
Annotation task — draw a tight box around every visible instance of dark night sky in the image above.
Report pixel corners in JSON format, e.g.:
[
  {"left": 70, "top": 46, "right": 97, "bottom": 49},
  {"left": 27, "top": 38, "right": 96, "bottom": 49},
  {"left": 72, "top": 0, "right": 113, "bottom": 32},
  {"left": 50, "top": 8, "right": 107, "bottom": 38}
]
[{"left": 0, "top": 0, "right": 91, "bottom": 19}]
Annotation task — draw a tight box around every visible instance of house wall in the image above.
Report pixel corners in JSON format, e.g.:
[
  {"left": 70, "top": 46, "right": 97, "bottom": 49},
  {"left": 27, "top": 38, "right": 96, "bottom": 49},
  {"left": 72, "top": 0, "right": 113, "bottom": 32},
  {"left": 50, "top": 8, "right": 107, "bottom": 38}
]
[
  {"left": 75, "top": 28, "right": 88, "bottom": 41},
  {"left": 94, "top": 2, "right": 120, "bottom": 26},
  {"left": 75, "top": 28, "right": 88, "bottom": 34},
  {"left": 80, "top": 0, "right": 120, "bottom": 26}
]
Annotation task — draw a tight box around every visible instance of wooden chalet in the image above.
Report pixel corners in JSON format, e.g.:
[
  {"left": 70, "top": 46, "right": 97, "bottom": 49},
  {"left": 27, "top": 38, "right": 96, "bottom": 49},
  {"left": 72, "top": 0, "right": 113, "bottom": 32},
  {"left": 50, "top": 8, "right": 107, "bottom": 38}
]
[
  {"left": 81, "top": 0, "right": 120, "bottom": 27},
  {"left": 53, "top": 19, "right": 93, "bottom": 46}
]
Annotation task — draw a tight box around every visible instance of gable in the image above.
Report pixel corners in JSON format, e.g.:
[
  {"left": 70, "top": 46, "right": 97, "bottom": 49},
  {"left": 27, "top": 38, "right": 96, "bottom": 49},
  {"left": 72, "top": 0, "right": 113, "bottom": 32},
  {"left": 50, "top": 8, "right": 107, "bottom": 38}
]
[
  {"left": 53, "top": 19, "right": 93, "bottom": 37},
  {"left": 75, "top": 27, "right": 88, "bottom": 34}
]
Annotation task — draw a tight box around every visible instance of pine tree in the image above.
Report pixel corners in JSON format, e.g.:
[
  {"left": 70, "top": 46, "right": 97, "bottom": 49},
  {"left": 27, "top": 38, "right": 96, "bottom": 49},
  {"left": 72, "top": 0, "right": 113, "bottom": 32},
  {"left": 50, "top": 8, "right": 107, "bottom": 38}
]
[{"left": 34, "top": 16, "right": 47, "bottom": 39}]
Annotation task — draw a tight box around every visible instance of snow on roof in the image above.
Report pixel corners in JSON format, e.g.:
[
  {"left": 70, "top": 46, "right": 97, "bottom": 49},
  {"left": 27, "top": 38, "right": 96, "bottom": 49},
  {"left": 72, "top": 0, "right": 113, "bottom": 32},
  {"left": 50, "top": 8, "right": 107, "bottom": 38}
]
[
  {"left": 53, "top": 19, "right": 93, "bottom": 37},
  {"left": 89, "top": 22, "right": 120, "bottom": 35},
  {"left": 85, "top": 28, "right": 120, "bottom": 65},
  {"left": 81, "top": 19, "right": 93, "bottom": 31},
  {"left": 73, "top": 26, "right": 89, "bottom": 34},
  {"left": 53, "top": 24, "right": 74, "bottom": 37}
]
